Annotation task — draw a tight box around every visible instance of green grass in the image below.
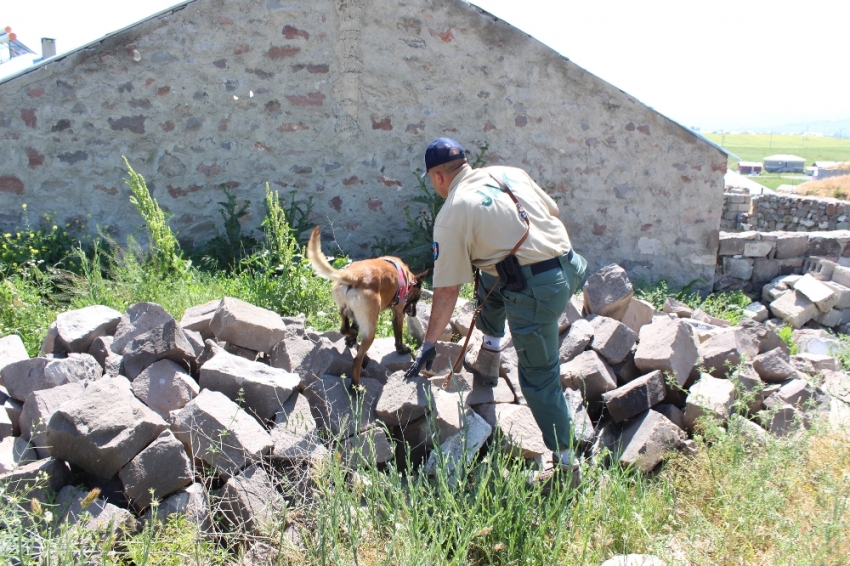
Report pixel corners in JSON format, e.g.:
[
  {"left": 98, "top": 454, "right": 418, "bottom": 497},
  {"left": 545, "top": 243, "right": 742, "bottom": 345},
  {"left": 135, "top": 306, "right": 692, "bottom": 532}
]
[{"left": 704, "top": 133, "right": 850, "bottom": 169}]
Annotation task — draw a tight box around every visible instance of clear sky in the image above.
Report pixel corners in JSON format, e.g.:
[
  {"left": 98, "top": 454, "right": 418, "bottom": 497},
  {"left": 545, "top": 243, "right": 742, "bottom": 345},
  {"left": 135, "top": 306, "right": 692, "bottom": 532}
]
[{"left": 3, "top": 0, "right": 848, "bottom": 132}]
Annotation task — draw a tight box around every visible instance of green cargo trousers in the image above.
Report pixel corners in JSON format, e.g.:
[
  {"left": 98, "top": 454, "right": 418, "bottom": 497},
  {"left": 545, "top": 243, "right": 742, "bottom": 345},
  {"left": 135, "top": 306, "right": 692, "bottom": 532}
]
[{"left": 475, "top": 251, "right": 587, "bottom": 452}]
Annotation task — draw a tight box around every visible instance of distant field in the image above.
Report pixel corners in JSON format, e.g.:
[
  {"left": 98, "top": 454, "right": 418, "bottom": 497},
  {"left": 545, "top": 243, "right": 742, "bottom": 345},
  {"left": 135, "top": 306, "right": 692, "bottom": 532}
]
[{"left": 703, "top": 133, "right": 850, "bottom": 169}]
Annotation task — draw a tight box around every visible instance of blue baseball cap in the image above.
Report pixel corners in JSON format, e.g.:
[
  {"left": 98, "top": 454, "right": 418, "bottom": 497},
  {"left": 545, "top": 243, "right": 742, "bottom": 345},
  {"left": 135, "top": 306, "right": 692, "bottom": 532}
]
[{"left": 422, "top": 138, "right": 466, "bottom": 177}]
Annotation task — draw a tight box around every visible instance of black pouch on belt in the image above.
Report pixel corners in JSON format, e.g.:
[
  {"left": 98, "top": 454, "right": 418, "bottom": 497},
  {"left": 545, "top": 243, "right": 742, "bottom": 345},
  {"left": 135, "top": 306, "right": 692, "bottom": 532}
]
[{"left": 495, "top": 254, "right": 526, "bottom": 292}]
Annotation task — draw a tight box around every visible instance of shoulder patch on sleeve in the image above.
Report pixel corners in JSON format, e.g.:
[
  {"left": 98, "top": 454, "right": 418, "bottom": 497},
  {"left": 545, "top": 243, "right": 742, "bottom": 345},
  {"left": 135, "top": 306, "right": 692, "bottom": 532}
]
[{"left": 431, "top": 242, "right": 439, "bottom": 261}]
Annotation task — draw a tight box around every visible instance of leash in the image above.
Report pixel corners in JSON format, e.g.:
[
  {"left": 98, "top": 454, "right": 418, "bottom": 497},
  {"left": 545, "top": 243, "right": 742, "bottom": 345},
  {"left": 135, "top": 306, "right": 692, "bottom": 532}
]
[{"left": 440, "top": 173, "right": 531, "bottom": 389}]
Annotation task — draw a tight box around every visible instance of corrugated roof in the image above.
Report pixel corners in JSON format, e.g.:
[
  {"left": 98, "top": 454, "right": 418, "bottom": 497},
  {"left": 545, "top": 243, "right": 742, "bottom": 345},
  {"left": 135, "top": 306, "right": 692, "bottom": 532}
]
[{"left": 764, "top": 154, "right": 805, "bottom": 161}]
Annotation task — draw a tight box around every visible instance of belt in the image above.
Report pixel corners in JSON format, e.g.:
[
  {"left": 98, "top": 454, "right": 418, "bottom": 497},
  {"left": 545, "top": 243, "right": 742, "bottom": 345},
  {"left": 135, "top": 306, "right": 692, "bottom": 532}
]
[{"left": 525, "top": 249, "right": 574, "bottom": 277}]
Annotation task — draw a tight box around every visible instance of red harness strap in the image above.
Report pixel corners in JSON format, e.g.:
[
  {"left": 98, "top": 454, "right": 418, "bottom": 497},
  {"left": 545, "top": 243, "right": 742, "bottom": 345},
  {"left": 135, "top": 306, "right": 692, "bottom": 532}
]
[{"left": 380, "top": 257, "right": 409, "bottom": 305}]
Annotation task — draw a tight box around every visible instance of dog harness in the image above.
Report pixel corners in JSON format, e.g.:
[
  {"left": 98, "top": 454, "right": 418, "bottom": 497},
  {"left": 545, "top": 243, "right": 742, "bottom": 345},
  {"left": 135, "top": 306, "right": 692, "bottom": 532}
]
[{"left": 380, "top": 257, "right": 410, "bottom": 306}]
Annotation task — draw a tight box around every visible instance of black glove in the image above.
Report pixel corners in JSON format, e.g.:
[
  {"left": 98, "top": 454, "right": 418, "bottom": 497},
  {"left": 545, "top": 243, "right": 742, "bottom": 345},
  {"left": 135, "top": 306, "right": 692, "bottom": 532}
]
[{"left": 404, "top": 342, "right": 437, "bottom": 378}]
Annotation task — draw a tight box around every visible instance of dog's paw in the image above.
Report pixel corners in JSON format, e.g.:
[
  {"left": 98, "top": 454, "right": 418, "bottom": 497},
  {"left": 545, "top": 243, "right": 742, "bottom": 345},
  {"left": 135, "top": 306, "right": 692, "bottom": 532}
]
[
  {"left": 344, "top": 337, "right": 357, "bottom": 348},
  {"left": 396, "top": 345, "right": 411, "bottom": 355}
]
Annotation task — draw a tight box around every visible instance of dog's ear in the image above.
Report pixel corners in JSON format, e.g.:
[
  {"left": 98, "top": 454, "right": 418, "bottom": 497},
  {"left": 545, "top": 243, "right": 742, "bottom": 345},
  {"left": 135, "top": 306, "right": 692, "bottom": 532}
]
[{"left": 413, "top": 270, "right": 429, "bottom": 285}]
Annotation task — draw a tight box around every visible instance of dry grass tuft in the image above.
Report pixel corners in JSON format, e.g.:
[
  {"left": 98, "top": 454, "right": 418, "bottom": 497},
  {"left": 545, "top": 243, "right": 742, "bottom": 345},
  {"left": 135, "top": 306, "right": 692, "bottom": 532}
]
[{"left": 795, "top": 174, "right": 850, "bottom": 200}]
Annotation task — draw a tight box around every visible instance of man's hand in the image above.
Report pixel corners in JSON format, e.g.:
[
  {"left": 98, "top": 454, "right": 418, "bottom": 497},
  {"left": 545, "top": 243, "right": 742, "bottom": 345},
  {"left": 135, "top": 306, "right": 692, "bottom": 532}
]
[{"left": 405, "top": 342, "right": 437, "bottom": 378}]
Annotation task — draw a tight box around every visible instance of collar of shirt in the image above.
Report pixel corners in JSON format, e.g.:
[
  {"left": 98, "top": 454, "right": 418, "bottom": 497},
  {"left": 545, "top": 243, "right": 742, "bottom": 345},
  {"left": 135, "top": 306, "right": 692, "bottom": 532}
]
[{"left": 447, "top": 164, "right": 476, "bottom": 194}]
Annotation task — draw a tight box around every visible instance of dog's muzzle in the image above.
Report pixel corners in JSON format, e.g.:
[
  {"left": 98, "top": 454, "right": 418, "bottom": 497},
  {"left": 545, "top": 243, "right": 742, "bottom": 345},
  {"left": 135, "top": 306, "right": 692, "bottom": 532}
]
[{"left": 404, "top": 300, "right": 418, "bottom": 317}]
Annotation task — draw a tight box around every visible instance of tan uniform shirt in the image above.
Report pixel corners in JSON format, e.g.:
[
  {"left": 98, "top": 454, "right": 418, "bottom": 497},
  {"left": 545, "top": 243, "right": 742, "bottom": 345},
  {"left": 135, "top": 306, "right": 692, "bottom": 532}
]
[{"left": 432, "top": 165, "right": 573, "bottom": 287}]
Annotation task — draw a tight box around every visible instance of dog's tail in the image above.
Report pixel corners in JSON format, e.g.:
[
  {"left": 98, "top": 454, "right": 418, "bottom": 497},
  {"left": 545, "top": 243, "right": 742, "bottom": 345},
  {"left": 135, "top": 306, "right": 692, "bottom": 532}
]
[{"left": 305, "top": 226, "right": 342, "bottom": 282}]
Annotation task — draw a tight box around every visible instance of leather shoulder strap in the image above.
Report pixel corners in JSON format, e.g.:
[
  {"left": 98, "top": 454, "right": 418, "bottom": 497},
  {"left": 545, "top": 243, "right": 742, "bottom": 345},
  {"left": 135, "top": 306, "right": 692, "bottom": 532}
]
[{"left": 488, "top": 173, "right": 530, "bottom": 255}]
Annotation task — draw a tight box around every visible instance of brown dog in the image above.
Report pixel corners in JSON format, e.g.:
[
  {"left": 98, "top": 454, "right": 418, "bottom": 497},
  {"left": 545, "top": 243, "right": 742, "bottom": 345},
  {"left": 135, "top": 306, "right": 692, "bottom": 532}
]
[{"left": 306, "top": 226, "right": 428, "bottom": 386}]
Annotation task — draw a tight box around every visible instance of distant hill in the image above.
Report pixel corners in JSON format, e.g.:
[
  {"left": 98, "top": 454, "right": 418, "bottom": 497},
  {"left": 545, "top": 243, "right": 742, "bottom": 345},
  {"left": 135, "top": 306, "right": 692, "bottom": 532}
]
[{"left": 757, "top": 118, "right": 850, "bottom": 137}]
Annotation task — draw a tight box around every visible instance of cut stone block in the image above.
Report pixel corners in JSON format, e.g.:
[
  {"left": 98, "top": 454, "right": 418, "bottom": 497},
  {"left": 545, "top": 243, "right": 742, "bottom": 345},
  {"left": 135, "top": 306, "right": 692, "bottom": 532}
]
[
  {"left": 823, "top": 280, "right": 850, "bottom": 309},
  {"left": 683, "top": 374, "right": 736, "bottom": 431},
  {"left": 269, "top": 391, "right": 322, "bottom": 462},
  {"left": 793, "top": 274, "right": 838, "bottom": 313},
  {"left": 793, "top": 353, "right": 839, "bottom": 373},
  {"left": 662, "top": 298, "right": 692, "bottom": 318},
  {"left": 183, "top": 328, "right": 205, "bottom": 357},
  {"left": 742, "top": 302, "right": 769, "bottom": 322},
  {"left": 172, "top": 389, "right": 273, "bottom": 476},
  {"left": 133, "top": 359, "right": 199, "bottom": 420},
  {"left": 46, "top": 305, "right": 122, "bottom": 354},
  {"left": 601, "top": 370, "right": 666, "bottom": 423},
  {"left": 560, "top": 350, "right": 617, "bottom": 409},
  {"left": 20, "top": 381, "right": 86, "bottom": 459},
  {"left": 55, "top": 484, "right": 137, "bottom": 534},
  {"left": 343, "top": 426, "right": 394, "bottom": 467},
  {"left": 698, "top": 329, "right": 759, "bottom": 378},
  {"left": 582, "top": 264, "right": 634, "bottom": 321},
  {"left": 732, "top": 363, "right": 765, "bottom": 414},
  {"left": 211, "top": 297, "right": 287, "bottom": 354},
  {"left": 418, "top": 341, "right": 464, "bottom": 378},
  {"left": 0, "top": 458, "right": 71, "bottom": 501},
  {"left": 618, "top": 410, "right": 685, "bottom": 473},
  {"left": 142, "top": 483, "right": 211, "bottom": 531},
  {"left": 718, "top": 231, "right": 757, "bottom": 255},
  {"left": 752, "top": 258, "right": 782, "bottom": 285},
  {"left": 87, "top": 335, "right": 114, "bottom": 368},
  {"left": 269, "top": 333, "right": 322, "bottom": 378},
  {"left": 773, "top": 233, "right": 809, "bottom": 259},
  {"left": 620, "top": 298, "right": 655, "bottom": 335},
  {"left": 363, "top": 337, "right": 413, "bottom": 372},
  {"left": 752, "top": 347, "right": 796, "bottom": 383},
  {"left": 3, "top": 398, "right": 22, "bottom": 437},
  {"left": 832, "top": 263, "right": 850, "bottom": 287},
  {"left": 220, "top": 464, "right": 284, "bottom": 536},
  {"left": 0, "top": 335, "right": 28, "bottom": 375},
  {"left": 729, "top": 413, "right": 767, "bottom": 445},
  {"left": 480, "top": 404, "right": 547, "bottom": 458},
  {"left": 2, "top": 354, "right": 101, "bottom": 402},
  {"left": 743, "top": 239, "right": 775, "bottom": 258},
  {"left": 123, "top": 319, "right": 196, "bottom": 380},
  {"left": 654, "top": 403, "right": 685, "bottom": 431},
  {"left": 112, "top": 302, "right": 175, "bottom": 354},
  {"left": 200, "top": 347, "right": 299, "bottom": 421},
  {"left": 737, "top": 319, "right": 789, "bottom": 355},
  {"left": 633, "top": 316, "right": 698, "bottom": 387},
  {"left": 0, "top": 436, "right": 37, "bottom": 473},
  {"left": 558, "top": 319, "right": 593, "bottom": 363},
  {"left": 690, "top": 309, "right": 730, "bottom": 328},
  {"left": 814, "top": 308, "right": 842, "bottom": 327},
  {"left": 304, "top": 375, "right": 383, "bottom": 437},
  {"left": 777, "top": 378, "right": 815, "bottom": 408},
  {"left": 463, "top": 375, "right": 516, "bottom": 406},
  {"left": 406, "top": 300, "right": 453, "bottom": 343},
  {"left": 759, "top": 395, "right": 802, "bottom": 437},
  {"left": 588, "top": 315, "right": 637, "bottom": 365},
  {"left": 375, "top": 373, "right": 432, "bottom": 427},
  {"left": 424, "top": 409, "right": 492, "bottom": 480},
  {"left": 722, "top": 257, "right": 753, "bottom": 280},
  {"left": 564, "top": 387, "right": 595, "bottom": 444},
  {"left": 119, "top": 430, "right": 193, "bottom": 512},
  {"left": 224, "top": 342, "right": 261, "bottom": 361},
  {"left": 179, "top": 299, "right": 220, "bottom": 340},
  {"left": 612, "top": 354, "right": 642, "bottom": 385},
  {"left": 47, "top": 377, "right": 168, "bottom": 478},
  {"left": 769, "top": 291, "right": 818, "bottom": 329},
  {"left": 558, "top": 294, "right": 585, "bottom": 334}
]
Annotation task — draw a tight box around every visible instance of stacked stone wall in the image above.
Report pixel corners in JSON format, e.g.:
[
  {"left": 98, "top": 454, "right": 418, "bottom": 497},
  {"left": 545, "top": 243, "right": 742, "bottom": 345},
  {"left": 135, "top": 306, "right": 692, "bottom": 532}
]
[
  {"left": 751, "top": 194, "right": 850, "bottom": 232},
  {"left": 715, "top": 230, "right": 850, "bottom": 292}
]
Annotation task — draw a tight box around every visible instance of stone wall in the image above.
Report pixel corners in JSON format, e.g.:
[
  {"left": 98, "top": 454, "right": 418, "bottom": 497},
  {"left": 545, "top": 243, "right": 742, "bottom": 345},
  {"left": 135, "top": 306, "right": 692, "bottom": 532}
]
[
  {"left": 714, "top": 230, "right": 850, "bottom": 292},
  {"left": 0, "top": 0, "right": 726, "bottom": 287},
  {"left": 751, "top": 194, "right": 850, "bottom": 232},
  {"left": 720, "top": 188, "right": 752, "bottom": 231}
]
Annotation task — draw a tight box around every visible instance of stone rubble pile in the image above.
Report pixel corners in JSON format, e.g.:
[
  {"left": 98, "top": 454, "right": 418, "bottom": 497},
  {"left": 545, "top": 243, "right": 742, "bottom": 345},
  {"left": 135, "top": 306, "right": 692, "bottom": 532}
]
[{"left": 0, "top": 268, "right": 848, "bottom": 547}]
